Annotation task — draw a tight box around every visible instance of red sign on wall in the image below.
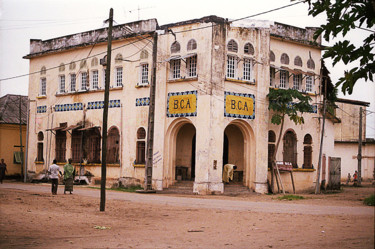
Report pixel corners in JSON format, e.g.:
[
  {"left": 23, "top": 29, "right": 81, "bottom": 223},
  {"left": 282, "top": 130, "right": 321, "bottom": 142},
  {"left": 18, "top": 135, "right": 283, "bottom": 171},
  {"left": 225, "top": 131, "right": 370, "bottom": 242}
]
[{"left": 276, "top": 161, "right": 293, "bottom": 171}]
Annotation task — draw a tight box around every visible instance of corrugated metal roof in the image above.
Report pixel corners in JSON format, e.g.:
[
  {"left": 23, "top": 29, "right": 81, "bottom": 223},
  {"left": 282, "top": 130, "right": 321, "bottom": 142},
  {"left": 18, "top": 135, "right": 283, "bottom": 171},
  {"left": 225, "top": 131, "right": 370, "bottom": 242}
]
[{"left": 0, "top": 94, "right": 28, "bottom": 125}]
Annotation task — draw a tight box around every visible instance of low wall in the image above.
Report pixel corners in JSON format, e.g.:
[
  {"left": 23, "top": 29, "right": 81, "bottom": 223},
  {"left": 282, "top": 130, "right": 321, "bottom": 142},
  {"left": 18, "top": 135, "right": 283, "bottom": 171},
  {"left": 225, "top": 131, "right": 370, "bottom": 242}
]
[{"left": 269, "top": 169, "right": 316, "bottom": 193}]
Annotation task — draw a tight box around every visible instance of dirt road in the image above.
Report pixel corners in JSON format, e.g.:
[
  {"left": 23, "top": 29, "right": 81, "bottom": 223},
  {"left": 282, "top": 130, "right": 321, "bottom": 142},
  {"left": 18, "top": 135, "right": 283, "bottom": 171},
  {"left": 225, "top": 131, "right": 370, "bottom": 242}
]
[{"left": 0, "top": 181, "right": 374, "bottom": 248}]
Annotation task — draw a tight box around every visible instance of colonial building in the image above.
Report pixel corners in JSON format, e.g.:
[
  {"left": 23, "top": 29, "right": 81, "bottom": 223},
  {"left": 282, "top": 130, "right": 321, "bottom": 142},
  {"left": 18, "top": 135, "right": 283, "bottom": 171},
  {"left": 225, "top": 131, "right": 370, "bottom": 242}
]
[
  {"left": 24, "top": 16, "right": 334, "bottom": 194},
  {"left": 0, "top": 94, "right": 27, "bottom": 176}
]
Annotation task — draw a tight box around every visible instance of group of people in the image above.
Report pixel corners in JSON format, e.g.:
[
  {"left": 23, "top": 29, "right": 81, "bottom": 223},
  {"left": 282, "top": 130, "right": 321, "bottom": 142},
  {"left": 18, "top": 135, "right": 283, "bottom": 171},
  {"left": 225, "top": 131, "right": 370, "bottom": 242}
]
[
  {"left": 346, "top": 170, "right": 359, "bottom": 186},
  {"left": 47, "top": 158, "right": 76, "bottom": 195}
]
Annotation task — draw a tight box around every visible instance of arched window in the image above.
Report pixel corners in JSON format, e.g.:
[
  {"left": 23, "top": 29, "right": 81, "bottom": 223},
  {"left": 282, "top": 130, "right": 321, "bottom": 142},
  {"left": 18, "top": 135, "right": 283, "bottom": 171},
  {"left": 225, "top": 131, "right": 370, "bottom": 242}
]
[
  {"left": 80, "top": 60, "right": 87, "bottom": 68},
  {"left": 40, "top": 66, "right": 46, "bottom": 75},
  {"left": 107, "top": 127, "right": 120, "bottom": 163},
  {"left": 227, "top": 39, "right": 238, "bottom": 53},
  {"left": 91, "top": 57, "right": 98, "bottom": 67},
  {"left": 283, "top": 130, "right": 297, "bottom": 168},
  {"left": 171, "top": 41, "right": 181, "bottom": 53},
  {"left": 59, "top": 63, "right": 65, "bottom": 72},
  {"left": 187, "top": 39, "right": 197, "bottom": 51},
  {"left": 270, "top": 51, "right": 275, "bottom": 62},
  {"left": 37, "top": 131, "right": 44, "bottom": 162},
  {"left": 244, "top": 42, "right": 254, "bottom": 55},
  {"left": 268, "top": 130, "right": 276, "bottom": 168},
  {"left": 69, "top": 62, "right": 76, "bottom": 70},
  {"left": 115, "top": 53, "right": 123, "bottom": 63},
  {"left": 140, "top": 50, "right": 148, "bottom": 60},
  {"left": 307, "top": 58, "right": 315, "bottom": 69},
  {"left": 136, "top": 127, "right": 146, "bottom": 164},
  {"left": 280, "top": 53, "right": 289, "bottom": 65},
  {"left": 303, "top": 134, "right": 313, "bottom": 169},
  {"left": 294, "top": 56, "right": 302, "bottom": 67}
]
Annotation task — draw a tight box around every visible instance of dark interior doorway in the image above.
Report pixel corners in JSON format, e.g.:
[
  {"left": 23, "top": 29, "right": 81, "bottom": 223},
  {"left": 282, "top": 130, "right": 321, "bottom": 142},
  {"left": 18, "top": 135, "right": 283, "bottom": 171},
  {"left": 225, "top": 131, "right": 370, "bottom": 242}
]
[
  {"left": 191, "top": 135, "right": 196, "bottom": 179},
  {"left": 223, "top": 134, "right": 229, "bottom": 166}
]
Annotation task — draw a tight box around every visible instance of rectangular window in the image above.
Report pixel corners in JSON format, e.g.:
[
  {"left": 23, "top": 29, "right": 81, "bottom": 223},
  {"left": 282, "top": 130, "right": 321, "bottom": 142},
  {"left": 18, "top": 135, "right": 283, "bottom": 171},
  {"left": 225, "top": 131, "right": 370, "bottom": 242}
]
[
  {"left": 59, "top": 75, "right": 65, "bottom": 93},
  {"left": 270, "top": 67, "right": 275, "bottom": 86},
  {"left": 55, "top": 131, "right": 66, "bottom": 162},
  {"left": 115, "top": 67, "right": 123, "bottom": 87},
  {"left": 91, "top": 70, "right": 99, "bottom": 89},
  {"left": 293, "top": 74, "right": 302, "bottom": 90},
  {"left": 140, "top": 64, "right": 149, "bottom": 85},
  {"left": 306, "top": 76, "right": 314, "bottom": 92},
  {"left": 71, "top": 131, "right": 82, "bottom": 163},
  {"left": 243, "top": 58, "right": 252, "bottom": 81},
  {"left": 170, "top": 59, "right": 181, "bottom": 79},
  {"left": 226, "top": 55, "right": 236, "bottom": 79},
  {"left": 187, "top": 55, "right": 197, "bottom": 78},
  {"left": 40, "top": 78, "right": 46, "bottom": 96},
  {"left": 80, "top": 72, "right": 88, "bottom": 90},
  {"left": 37, "top": 143, "right": 44, "bottom": 162},
  {"left": 280, "top": 70, "right": 288, "bottom": 89},
  {"left": 70, "top": 74, "right": 76, "bottom": 92},
  {"left": 136, "top": 141, "right": 146, "bottom": 164}
]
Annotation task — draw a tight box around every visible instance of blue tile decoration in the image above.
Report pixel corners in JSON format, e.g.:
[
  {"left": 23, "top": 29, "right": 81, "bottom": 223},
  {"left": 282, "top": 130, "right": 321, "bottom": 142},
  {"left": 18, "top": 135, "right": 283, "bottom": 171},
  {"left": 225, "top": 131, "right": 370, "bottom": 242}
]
[
  {"left": 136, "top": 97, "right": 150, "bottom": 106},
  {"left": 167, "top": 90, "right": 198, "bottom": 118},
  {"left": 54, "top": 103, "right": 83, "bottom": 112},
  {"left": 224, "top": 91, "right": 255, "bottom": 119},
  {"left": 87, "top": 100, "right": 121, "bottom": 110},
  {"left": 37, "top": 105, "right": 47, "bottom": 113}
]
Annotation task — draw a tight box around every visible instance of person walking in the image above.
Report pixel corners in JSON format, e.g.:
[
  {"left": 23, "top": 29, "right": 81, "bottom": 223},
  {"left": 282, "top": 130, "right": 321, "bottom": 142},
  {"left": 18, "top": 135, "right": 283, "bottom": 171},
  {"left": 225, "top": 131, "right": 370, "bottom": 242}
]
[
  {"left": 0, "top": 159, "right": 8, "bottom": 184},
  {"left": 47, "top": 159, "right": 62, "bottom": 195},
  {"left": 63, "top": 158, "right": 75, "bottom": 194}
]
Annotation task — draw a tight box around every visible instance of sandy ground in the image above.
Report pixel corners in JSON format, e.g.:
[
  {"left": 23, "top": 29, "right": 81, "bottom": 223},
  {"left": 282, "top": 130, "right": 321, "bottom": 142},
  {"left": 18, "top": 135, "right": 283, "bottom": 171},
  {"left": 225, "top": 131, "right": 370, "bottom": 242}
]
[{"left": 0, "top": 181, "right": 374, "bottom": 249}]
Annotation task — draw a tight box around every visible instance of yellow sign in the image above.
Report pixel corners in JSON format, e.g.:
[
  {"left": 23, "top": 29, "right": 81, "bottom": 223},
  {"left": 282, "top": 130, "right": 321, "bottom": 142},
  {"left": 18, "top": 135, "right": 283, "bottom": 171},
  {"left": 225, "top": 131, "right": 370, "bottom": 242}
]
[
  {"left": 225, "top": 94, "right": 254, "bottom": 117},
  {"left": 168, "top": 93, "right": 197, "bottom": 115}
]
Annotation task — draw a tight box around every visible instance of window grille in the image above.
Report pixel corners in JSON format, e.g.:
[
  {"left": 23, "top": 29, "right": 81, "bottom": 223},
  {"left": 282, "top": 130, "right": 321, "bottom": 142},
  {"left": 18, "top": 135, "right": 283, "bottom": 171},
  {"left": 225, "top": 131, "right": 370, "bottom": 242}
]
[
  {"left": 70, "top": 74, "right": 76, "bottom": 92},
  {"left": 279, "top": 70, "right": 288, "bottom": 88},
  {"left": 243, "top": 58, "right": 252, "bottom": 81},
  {"left": 80, "top": 72, "right": 88, "bottom": 90},
  {"left": 59, "top": 75, "right": 65, "bottom": 93},
  {"left": 293, "top": 74, "right": 302, "bottom": 90},
  {"left": 140, "top": 64, "right": 149, "bottom": 85},
  {"left": 280, "top": 53, "right": 289, "bottom": 65},
  {"left": 244, "top": 43, "right": 254, "bottom": 55},
  {"left": 170, "top": 59, "right": 181, "bottom": 79},
  {"left": 294, "top": 56, "right": 302, "bottom": 67},
  {"left": 136, "top": 127, "right": 146, "bottom": 164},
  {"left": 187, "top": 39, "right": 197, "bottom": 51},
  {"left": 92, "top": 70, "right": 99, "bottom": 89},
  {"left": 226, "top": 55, "right": 236, "bottom": 79},
  {"left": 227, "top": 40, "right": 238, "bottom": 53},
  {"left": 40, "top": 78, "right": 46, "bottom": 96},
  {"left": 116, "top": 67, "right": 123, "bottom": 87},
  {"left": 306, "top": 76, "right": 314, "bottom": 92},
  {"left": 187, "top": 55, "right": 197, "bottom": 78}
]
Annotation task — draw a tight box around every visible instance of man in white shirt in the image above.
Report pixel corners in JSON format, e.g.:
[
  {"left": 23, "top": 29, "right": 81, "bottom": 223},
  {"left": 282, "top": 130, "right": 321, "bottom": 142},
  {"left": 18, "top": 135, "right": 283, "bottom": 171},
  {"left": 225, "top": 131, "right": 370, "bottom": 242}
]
[{"left": 47, "top": 159, "right": 62, "bottom": 195}]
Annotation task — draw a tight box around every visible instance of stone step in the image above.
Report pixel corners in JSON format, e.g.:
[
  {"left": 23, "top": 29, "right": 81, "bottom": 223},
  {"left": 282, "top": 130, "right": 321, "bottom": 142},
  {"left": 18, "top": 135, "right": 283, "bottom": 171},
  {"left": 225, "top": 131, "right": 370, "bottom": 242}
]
[{"left": 162, "top": 181, "right": 253, "bottom": 195}]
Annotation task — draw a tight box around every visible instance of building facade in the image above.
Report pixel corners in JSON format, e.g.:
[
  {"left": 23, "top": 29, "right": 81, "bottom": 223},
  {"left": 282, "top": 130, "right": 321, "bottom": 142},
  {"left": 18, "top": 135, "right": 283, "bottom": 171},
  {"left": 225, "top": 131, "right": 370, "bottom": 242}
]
[{"left": 24, "top": 16, "right": 331, "bottom": 194}]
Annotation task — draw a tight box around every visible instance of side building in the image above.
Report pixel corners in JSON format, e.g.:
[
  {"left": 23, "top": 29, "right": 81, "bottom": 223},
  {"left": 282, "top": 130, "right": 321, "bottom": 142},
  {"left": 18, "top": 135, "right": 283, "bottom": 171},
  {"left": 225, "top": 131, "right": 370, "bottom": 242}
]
[{"left": 24, "top": 16, "right": 333, "bottom": 194}]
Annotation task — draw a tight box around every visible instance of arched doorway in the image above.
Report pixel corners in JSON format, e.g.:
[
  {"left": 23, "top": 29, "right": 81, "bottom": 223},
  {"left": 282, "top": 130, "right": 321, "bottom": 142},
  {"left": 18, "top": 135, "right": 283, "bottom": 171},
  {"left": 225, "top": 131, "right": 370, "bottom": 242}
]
[
  {"left": 283, "top": 130, "right": 297, "bottom": 168},
  {"left": 175, "top": 123, "right": 196, "bottom": 181},
  {"left": 223, "top": 124, "right": 245, "bottom": 183}
]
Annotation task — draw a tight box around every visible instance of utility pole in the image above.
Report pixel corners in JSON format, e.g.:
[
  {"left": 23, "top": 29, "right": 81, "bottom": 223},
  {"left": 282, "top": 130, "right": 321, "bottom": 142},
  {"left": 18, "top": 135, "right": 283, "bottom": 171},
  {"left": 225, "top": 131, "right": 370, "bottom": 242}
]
[
  {"left": 100, "top": 8, "right": 113, "bottom": 212},
  {"left": 142, "top": 31, "right": 158, "bottom": 192},
  {"left": 315, "top": 74, "right": 327, "bottom": 194},
  {"left": 357, "top": 107, "right": 363, "bottom": 185},
  {"left": 19, "top": 95, "right": 24, "bottom": 179}
]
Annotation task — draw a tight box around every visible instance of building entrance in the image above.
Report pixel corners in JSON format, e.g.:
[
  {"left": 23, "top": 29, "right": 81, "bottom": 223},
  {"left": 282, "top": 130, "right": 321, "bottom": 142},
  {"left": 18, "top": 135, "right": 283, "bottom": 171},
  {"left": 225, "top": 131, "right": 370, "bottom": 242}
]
[
  {"left": 175, "top": 123, "right": 196, "bottom": 181},
  {"left": 223, "top": 124, "right": 244, "bottom": 183}
]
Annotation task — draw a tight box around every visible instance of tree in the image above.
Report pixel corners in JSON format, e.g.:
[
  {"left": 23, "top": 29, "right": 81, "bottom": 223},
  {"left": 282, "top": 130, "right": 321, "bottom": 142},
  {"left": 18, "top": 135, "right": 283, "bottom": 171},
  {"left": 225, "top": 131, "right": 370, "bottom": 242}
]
[
  {"left": 307, "top": 0, "right": 375, "bottom": 95},
  {"left": 267, "top": 88, "right": 312, "bottom": 193}
]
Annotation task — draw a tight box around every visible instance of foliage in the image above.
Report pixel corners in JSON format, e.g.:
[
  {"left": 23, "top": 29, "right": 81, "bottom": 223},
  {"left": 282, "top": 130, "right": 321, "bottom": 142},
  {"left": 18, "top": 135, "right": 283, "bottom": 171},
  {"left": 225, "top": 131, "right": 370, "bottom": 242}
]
[
  {"left": 267, "top": 88, "right": 312, "bottom": 125},
  {"left": 363, "top": 194, "right": 375, "bottom": 206},
  {"left": 277, "top": 195, "right": 305, "bottom": 201},
  {"left": 306, "top": 0, "right": 375, "bottom": 95}
]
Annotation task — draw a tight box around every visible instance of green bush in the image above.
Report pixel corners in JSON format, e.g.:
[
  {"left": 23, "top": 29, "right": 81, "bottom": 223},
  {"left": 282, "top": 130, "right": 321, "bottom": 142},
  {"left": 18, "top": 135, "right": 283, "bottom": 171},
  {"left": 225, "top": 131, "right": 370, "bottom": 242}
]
[
  {"left": 277, "top": 195, "right": 305, "bottom": 201},
  {"left": 363, "top": 194, "right": 375, "bottom": 206}
]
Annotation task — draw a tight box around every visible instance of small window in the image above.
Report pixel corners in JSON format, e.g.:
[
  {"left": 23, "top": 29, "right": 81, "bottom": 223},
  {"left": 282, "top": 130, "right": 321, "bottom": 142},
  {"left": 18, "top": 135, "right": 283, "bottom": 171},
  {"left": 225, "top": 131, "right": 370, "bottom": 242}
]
[
  {"left": 227, "top": 39, "right": 238, "bottom": 53},
  {"left": 70, "top": 73, "right": 76, "bottom": 92},
  {"left": 80, "top": 72, "right": 88, "bottom": 90},
  {"left": 13, "top": 151, "right": 23, "bottom": 164},
  {"left": 226, "top": 55, "right": 237, "bottom": 79},
  {"left": 171, "top": 41, "right": 181, "bottom": 54},
  {"left": 59, "top": 75, "right": 65, "bottom": 93},
  {"left": 170, "top": 59, "right": 181, "bottom": 79},
  {"left": 270, "top": 51, "right": 275, "bottom": 62},
  {"left": 80, "top": 60, "right": 87, "bottom": 68},
  {"left": 115, "top": 53, "right": 123, "bottom": 63},
  {"left": 91, "top": 57, "right": 98, "bottom": 67},
  {"left": 38, "top": 131, "right": 44, "bottom": 141},
  {"left": 69, "top": 62, "right": 76, "bottom": 70},
  {"left": 137, "top": 127, "right": 146, "bottom": 139},
  {"left": 59, "top": 63, "right": 65, "bottom": 72},
  {"left": 270, "top": 67, "right": 275, "bottom": 86},
  {"left": 293, "top": 74, "right": 302, "bottom": 90},
  {"left": 40, "top": 78, "right": 46, "bottom": 96},
  {"left": 244, "top": 42, "right": 254, "bottom": 55},
  {"left": 279, "top": 70, "right": 288, "bottom": 89},
  {"left": 294, "top": 56, "right": 302, "bottom": 67},
  {"left": 91, "top": 70, "right": 99, "bottom": 89},
  {"left": 243, "top": 58, "right": 253, "bottom": 81},
  {"left": 140, "top": 50, "right": 148, "bottom": 60},
  {"left": 187, "top": 39, "right": 197, "bottom": 51},
  {"left": 136, "top": 127, "right": 146, "bottom": 165},
  {"left": 303, "top": 134, "right": 313, "bottom": 169},
  {"left": 307, "top": 58, "right": 315, "bottom": 69},
  {"left": 115, "top": 67, "right": 123, "bottom": 87},
  {"left": 140, "top": 64, "right": 149, "bottom": 85},
  {"left": 186, "top": 55, "right": 197, "bottom": 78},
  {"left": 280, "top": 53, "right": 289, "bottom": 65},
  {"left": 306, "top": 76, "right": 314, "bottom": 92},
  {"left": 268, "top": 131, "right": 276, "bottom": 143},
  {"left": 40, "top": 66, "right": 46, "bottom": 75},
  {"left": 304, "top": 134, "right": 312, "bottom": 144}
]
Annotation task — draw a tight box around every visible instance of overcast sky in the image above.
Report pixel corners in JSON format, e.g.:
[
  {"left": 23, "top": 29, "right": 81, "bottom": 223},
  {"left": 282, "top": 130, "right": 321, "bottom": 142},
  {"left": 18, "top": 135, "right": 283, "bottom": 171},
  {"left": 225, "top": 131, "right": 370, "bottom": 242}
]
[{"left": 0, "top": 0, "right": 374, "bottom": 138}]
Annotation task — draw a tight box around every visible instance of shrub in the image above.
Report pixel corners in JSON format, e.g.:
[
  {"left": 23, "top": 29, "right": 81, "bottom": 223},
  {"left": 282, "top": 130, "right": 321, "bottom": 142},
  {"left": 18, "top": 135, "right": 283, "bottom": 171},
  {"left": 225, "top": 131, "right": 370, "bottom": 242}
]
[{"left": 363, "top": 194, "right": 375, "bottom": 206}]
